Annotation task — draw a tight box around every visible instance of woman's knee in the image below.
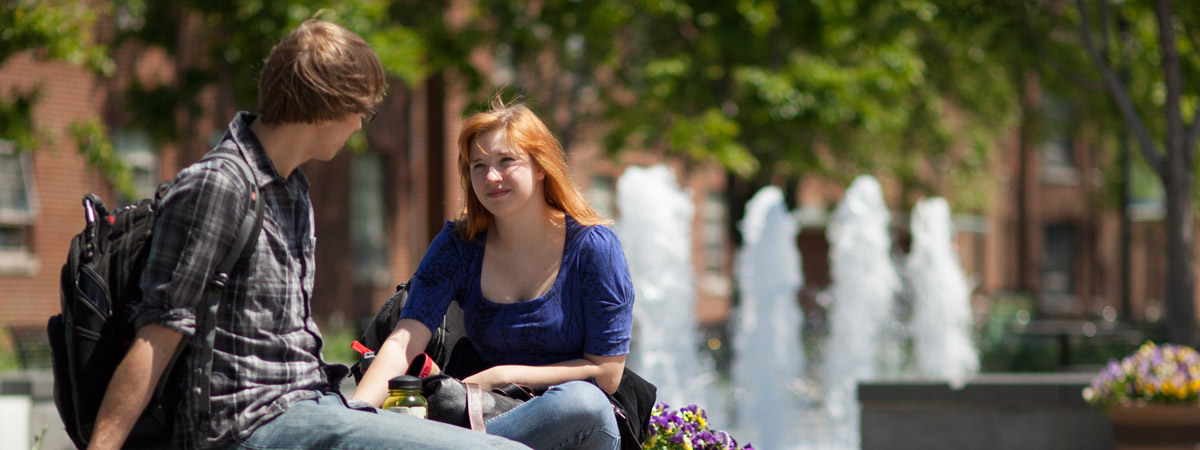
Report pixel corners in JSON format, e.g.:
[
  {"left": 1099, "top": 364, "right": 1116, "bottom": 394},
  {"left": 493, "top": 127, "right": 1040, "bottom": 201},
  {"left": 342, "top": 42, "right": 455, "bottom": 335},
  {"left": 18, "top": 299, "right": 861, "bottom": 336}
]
[{"left": 546, "top": 381, "right": 613, "bottom": 419}]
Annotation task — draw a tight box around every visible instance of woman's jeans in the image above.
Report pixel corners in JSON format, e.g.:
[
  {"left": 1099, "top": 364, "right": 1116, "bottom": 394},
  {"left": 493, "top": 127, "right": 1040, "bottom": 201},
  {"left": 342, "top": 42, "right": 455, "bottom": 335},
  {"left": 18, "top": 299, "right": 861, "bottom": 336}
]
[
  {"left": 485, "top": 380, "right": 619, "bottom": 450},
  {"left": 227, "top": 392, "right": 528, "bottom": 449}
]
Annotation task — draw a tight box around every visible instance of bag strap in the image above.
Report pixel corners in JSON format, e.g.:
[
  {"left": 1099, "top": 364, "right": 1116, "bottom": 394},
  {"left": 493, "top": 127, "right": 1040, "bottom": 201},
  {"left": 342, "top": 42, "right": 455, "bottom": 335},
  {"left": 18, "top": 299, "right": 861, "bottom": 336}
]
[
  {"left": 465, "top": 383, "right": 486, "bottom": 432},
  {"left": 192, "top": 151, "right": 264, "bottom": 419}
]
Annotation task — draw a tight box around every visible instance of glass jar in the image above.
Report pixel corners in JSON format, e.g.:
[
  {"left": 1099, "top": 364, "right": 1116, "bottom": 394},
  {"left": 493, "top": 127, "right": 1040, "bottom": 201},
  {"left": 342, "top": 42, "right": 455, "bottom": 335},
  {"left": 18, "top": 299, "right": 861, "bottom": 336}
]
[{"left": 382, "top": 375, "right": 428, "bottom": 419}]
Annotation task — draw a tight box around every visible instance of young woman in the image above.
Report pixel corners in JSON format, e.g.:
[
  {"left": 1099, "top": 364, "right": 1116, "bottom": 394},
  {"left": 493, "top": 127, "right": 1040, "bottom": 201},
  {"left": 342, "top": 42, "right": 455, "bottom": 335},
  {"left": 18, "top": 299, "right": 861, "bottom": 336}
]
[{"left": 353, "top": 99, "right": 635, "bottom": 449}]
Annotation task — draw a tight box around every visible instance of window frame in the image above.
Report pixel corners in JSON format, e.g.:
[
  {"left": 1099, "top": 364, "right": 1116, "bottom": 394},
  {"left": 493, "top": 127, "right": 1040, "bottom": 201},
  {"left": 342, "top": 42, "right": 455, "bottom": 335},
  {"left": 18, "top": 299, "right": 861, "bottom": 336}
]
[{"left": 0, "top": 139, "right": 40, "bottom": 275}]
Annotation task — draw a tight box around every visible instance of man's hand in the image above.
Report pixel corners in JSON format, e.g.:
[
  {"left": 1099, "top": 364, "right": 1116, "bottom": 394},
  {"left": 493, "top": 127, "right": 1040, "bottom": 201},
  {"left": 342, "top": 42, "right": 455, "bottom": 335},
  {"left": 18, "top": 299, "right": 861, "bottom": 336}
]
[{"left": 87, "top": 324, "right": 184, "bottom": 450}]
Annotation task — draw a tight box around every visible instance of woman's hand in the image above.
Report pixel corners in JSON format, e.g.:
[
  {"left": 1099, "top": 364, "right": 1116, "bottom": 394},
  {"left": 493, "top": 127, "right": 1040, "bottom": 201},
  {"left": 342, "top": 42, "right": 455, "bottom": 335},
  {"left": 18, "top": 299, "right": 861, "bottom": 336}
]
[
  {"left": 459, "top": 354, "right": 626, "bottom": 394},
  {"left": 350, "top": 319, "right": 432, "bottom": 407},
  {"left": 462, "top": 365, "right": 516, "bottom": 391}
]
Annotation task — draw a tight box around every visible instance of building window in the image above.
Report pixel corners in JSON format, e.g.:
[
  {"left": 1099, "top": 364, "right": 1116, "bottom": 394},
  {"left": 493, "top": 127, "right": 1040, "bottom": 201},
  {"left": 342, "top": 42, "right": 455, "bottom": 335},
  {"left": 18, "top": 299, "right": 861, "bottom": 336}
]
[
  {"left": 589, "top": 174, "right": 615, "bottom": 220},
  {"left": 0, "top": 140, "right": 38, "bottom": 275},
  {"left": 113, "top": 130, "right": 160, "bottom": 204},
  {"left": 1039, "top": 96, "right": 1078, "bottom": 184},
  {"left": 1040, "top": 223, "right": 1076, "bottom": 314},
  {"left": 351, "top": 152, "right": 389, "bottom": 286},
  {"left": 699, "top": 191, "right": 731, "bottom": 295},
  {"left": 1127, "top": 156, "right": 1166, "bottom": 221}
]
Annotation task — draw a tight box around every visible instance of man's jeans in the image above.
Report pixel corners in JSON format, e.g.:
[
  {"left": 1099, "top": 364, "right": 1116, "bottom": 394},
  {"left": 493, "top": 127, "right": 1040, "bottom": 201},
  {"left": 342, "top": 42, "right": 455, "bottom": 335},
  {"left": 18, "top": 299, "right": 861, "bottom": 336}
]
[
  {"left": 486, "top": 380, "right": 619, "bottom": 450},
  {"left": 227, "top": 392, "right": 528, "bottom": 449}
]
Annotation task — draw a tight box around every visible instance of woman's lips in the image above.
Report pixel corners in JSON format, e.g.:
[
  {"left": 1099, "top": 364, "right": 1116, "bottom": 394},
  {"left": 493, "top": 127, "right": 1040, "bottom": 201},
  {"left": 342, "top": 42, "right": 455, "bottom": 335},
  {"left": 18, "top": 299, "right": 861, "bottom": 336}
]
[{"left": 487, "top": 188, "right": 509, "bottom": 197}]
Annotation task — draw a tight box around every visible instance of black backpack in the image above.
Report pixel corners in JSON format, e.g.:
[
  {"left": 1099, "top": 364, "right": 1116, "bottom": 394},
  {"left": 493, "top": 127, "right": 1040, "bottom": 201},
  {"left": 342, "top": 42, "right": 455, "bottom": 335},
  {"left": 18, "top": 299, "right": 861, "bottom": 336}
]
[
  {"left": 349, "top": 281, "right": 464, "bottom": 383},
  {"left": 47, "top": 151, "right": 263, "bottom": 449}
]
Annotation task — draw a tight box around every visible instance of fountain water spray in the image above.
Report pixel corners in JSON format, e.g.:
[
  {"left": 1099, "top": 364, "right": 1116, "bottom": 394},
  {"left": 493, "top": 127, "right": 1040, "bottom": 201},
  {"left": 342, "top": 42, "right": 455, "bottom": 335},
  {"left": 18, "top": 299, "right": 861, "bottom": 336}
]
[
  {"left": 732, "top": 186, "right": 805, "bottom": 450},
  {"left": 614, "top": 165, "right": 721, "bottom": 424},
  {"left": 905, "top": 197, "right": 979, "bottom": 386},
  {"left": 822, "top": 175, "right": 901, "bottom": 447}
]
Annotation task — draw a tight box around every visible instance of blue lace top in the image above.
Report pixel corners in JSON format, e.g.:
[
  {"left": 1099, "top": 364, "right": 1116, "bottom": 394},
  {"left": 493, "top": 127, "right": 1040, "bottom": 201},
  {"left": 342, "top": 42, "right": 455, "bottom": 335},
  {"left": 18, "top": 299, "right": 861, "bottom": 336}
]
[{"left": 399, "top": 216, "right": 635, "bottom": 366}]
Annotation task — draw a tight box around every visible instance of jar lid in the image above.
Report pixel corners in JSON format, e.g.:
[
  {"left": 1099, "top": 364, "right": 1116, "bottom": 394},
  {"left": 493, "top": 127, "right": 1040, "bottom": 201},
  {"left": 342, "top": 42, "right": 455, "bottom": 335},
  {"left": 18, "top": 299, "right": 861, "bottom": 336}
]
[{"left": 389, "top": 375, "right": 422, "bottom": 390}]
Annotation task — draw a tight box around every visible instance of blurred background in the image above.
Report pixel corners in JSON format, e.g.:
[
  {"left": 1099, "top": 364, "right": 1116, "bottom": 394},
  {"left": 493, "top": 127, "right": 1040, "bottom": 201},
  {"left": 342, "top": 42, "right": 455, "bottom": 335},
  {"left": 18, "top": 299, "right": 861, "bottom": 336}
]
[{"left": 1, "top": 0, "right": 1198, "bottom": 447}]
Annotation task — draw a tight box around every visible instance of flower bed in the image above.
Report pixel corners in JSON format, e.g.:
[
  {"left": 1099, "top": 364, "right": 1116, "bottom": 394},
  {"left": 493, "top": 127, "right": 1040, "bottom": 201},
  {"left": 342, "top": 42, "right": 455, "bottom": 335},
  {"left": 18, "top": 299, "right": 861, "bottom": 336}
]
[
  {"left": 1083, "top": 340, "right": 1200, "bottom": 406},
  {"left": 643, "top": 402, "right": 752, "bottom": 450}
]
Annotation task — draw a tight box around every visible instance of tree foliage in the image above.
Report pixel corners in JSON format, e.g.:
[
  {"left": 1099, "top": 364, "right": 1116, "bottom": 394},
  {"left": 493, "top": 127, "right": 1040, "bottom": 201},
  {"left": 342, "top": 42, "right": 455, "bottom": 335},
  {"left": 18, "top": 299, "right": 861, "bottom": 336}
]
[
  {"left": 446, "top": 0, "right": 1029, "bottom": 211},
  {"left": 110, "top": 0, "right": 431, "bottom": 146},
  {"left": 1, "top": 1, "right": 128, "bottom": 193},
  {"left": 1011, "top": 0, "right": 1199, "bottom": 343}
]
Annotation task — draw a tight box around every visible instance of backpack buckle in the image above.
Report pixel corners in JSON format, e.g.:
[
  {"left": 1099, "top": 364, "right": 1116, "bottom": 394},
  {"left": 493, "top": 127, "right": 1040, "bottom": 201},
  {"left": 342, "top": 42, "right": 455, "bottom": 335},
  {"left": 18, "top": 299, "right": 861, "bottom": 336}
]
[{"left": 211, "top": 273, "right": 229, "bottom": 288}]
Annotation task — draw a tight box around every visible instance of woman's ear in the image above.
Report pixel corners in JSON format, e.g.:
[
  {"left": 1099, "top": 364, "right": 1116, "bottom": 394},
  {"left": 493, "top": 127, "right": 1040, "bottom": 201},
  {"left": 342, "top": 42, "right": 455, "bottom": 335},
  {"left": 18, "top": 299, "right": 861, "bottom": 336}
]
[{"left": 532, "top": 161, "right": 547, "bottom": 181}]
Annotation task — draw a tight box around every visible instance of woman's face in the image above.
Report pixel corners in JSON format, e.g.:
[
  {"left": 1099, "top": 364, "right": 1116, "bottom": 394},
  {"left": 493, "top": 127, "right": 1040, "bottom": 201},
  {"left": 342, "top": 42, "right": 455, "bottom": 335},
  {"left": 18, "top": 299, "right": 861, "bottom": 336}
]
[{"left": 469, "top": 128, "right": 545, "bottom": 219}]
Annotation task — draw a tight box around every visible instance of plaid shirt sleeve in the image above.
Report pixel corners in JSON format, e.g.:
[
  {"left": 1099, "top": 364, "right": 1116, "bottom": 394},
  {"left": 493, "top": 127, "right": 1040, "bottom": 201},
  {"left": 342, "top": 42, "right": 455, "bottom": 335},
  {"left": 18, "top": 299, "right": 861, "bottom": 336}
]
[{"left": 135, "top": 158, "right": 251, "bottom": 335}]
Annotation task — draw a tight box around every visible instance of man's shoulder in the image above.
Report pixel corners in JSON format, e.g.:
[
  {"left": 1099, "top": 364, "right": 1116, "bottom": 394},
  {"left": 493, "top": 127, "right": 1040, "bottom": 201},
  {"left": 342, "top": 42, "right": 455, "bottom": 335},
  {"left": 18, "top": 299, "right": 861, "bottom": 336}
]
[{"left": 172, "top": 150, "right": 255, "bottom": 194}]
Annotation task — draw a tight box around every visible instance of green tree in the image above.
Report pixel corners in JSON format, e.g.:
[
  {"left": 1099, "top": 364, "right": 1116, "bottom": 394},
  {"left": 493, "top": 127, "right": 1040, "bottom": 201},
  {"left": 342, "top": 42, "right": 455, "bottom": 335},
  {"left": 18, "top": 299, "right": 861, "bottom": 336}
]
[
  {"left": 449, "top": 1, "right": 1026, "bottom": 217},
  {"left": 997, "top": 0, "right": 1199, "bottom": 343},
  {"left": 111, "top": 0, "right": 429, "bottom": 150},
  {"left": 1067, "top": 0, "right": 1199, "bottom": 345},
  {"left": 0, "top": 0, "right": 135, "bottom": 196}
]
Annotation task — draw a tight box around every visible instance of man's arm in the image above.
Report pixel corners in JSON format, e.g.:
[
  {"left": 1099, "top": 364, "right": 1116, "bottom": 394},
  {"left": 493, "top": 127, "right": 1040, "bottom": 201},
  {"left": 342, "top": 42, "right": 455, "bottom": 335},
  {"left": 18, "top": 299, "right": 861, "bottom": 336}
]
[{"left": 87, "top": 323, "right": 184, "bottom": 450}]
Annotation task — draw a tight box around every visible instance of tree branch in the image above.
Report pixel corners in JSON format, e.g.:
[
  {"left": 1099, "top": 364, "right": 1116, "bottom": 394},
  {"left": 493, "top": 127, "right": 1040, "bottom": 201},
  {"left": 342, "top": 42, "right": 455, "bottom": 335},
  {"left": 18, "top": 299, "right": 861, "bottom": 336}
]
[
  {"left": 1187, "top": 101, "right": 1200, "bottom": 162},
  {"left": 1155, "top": 0, "right": 1187, "bottom": 165},
  {"left": 1018, "top": 2, "right": 1104, "bottom": 91},
  {"left": 1076, "top": 0, "right": 1164, "bottom": 175}
]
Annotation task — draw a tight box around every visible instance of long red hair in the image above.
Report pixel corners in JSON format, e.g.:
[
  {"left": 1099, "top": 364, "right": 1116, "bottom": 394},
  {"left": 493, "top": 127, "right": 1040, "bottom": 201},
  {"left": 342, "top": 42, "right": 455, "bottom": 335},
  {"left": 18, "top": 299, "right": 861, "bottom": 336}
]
[{"left": 455, "top": 99, "right": 605, "bottom": 240}]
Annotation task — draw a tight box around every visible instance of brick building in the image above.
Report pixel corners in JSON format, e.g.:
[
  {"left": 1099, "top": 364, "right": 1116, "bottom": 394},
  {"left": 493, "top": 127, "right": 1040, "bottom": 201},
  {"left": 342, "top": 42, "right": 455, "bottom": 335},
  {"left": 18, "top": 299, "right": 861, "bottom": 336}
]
[
  {"left": 0, "top": 9, "right": 1185, "bottom": 368},
  {"left": 0, "top": 27, "right": 734, "bottom": 355}
]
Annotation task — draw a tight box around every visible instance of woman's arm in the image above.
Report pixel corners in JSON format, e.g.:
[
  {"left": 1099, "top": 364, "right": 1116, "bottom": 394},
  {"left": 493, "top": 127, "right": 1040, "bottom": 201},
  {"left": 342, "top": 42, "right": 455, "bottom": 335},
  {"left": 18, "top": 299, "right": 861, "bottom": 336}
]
[
  {"left": 463, "top": 353, "right": 626, "bottom": 394},
  {"left": 351, "top": 318, "right": 433, "bottom": 406}
]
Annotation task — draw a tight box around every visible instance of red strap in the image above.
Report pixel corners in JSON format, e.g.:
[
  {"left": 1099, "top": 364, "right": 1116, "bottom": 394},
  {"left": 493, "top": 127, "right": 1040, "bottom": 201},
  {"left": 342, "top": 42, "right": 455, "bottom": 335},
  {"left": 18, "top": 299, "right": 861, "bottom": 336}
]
[{"left": 406, "top": 353, "right": 440, "bottom": 378}]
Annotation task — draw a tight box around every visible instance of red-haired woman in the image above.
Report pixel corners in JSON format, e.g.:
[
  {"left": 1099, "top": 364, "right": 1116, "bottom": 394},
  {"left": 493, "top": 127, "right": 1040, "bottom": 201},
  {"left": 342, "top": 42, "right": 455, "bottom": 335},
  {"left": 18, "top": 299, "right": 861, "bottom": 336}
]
[{"left": 354, "top": 98, "right": 635, "bottom": 449}]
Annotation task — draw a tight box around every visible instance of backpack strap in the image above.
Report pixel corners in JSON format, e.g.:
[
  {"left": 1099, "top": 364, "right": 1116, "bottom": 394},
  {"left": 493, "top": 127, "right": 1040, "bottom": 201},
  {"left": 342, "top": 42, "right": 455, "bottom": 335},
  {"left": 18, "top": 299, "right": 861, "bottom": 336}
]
[{"left": 192, "top": 151, "right": 264, "bottom": 420}]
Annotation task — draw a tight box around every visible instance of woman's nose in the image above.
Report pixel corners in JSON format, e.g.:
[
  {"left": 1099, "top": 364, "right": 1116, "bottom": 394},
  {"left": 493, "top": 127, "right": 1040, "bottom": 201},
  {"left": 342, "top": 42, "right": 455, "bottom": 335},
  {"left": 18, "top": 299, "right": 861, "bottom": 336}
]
[{"left": 485, "top": 167, "right": 503, "bottom": 183}]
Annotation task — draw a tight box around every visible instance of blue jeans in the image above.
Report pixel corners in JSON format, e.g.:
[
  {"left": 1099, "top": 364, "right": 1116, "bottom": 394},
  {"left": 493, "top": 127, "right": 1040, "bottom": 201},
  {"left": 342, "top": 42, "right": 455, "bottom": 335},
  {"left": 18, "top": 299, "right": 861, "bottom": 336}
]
[
  {"left": 227, "top": 392, "right": 528, "bottom": 449},
  {"left": 485, "top": 380, "right": 619, "bottom": 450}
]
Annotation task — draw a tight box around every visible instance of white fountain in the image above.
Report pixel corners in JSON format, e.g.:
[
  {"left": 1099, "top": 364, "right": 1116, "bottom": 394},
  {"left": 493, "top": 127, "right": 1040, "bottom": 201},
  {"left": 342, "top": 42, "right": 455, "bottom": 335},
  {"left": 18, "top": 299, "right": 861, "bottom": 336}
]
[
  {"left": 613, "top": 166, "right": 980, "bottom": 449},
  {"left": 731, "top": 186, "right": 805, "bottom": 450},
  {"left": 614, "top": 165, "right": 722, "bottom": 424},
  {"left": 905, "top": 197, "right": 979, "bottom": 386},
  {"left": 821, "top": 175, "right": 902, "bottom": 448}
]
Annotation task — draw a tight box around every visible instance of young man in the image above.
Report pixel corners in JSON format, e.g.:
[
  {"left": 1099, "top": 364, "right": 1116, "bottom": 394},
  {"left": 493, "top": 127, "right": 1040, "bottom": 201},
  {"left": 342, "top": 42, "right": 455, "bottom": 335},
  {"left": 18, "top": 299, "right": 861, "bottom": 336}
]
[{"left": 88, "top": 20, "right": 525, "bottom": 449}]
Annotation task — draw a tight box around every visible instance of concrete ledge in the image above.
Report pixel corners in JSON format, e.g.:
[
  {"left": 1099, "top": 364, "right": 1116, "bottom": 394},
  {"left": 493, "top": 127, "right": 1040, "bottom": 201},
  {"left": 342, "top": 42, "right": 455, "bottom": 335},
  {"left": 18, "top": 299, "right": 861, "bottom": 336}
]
[
  {"left": 0, "top": 371, "right": 72, "bottom": 450},
  {"left": 859, "top": 373, "right": 1112, "bottom": 450}
]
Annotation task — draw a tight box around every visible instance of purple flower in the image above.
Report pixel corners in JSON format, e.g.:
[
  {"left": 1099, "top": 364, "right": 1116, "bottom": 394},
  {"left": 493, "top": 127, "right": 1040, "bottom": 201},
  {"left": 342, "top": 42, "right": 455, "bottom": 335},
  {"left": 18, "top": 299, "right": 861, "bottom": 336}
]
[{"left": 646, "top": 402, "right": 749, "bottom": 449}]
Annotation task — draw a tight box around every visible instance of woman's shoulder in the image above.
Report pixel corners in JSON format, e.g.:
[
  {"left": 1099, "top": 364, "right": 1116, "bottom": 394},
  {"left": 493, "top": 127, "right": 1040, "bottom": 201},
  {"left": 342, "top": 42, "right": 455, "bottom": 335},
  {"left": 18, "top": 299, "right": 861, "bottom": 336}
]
[
  {"left": 428, "top": 220, "right": 484, "bottom": 257},
  {"left": 567, "top": 218, "right": 622, "bottom": 252}
]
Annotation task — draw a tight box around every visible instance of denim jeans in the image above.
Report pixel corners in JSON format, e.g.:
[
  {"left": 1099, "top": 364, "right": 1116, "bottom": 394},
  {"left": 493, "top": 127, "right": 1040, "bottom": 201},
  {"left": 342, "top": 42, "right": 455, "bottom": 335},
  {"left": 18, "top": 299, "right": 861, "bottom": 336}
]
[
  {"left": 227, "top": 391, "right": 528, "bottom": 449},
  {"left": 485, "top": 380, "right": 619, "bottom": 450}
]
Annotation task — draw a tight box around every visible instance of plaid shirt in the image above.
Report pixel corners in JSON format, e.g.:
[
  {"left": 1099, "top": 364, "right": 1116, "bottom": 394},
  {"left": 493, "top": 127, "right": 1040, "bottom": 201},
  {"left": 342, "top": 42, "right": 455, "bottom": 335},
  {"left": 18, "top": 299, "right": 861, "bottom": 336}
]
[{"left": 135, "top": 112, "right": 341, "bottom": 448}]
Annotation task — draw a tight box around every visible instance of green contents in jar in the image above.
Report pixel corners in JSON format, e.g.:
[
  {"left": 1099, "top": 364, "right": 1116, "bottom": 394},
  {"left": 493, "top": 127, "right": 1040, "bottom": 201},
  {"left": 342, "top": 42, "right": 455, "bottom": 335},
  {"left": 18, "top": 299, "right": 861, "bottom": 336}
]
[{"left": 383, "top": 375, "right": 428, "bottom": 419}]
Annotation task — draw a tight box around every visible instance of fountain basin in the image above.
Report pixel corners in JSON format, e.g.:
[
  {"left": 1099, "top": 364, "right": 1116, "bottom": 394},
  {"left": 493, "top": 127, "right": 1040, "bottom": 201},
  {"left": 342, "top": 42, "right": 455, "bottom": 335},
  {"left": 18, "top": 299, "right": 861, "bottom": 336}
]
[{"left": 859, "top": 372, "right": 1112, "bottom": 450}]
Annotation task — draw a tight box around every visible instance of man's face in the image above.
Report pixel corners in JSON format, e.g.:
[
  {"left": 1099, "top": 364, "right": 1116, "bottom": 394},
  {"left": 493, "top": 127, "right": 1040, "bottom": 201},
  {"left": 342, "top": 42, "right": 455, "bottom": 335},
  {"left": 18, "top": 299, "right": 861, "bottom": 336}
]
[{"left": 314, "top": 112, "right": 363, "bottom": 161}]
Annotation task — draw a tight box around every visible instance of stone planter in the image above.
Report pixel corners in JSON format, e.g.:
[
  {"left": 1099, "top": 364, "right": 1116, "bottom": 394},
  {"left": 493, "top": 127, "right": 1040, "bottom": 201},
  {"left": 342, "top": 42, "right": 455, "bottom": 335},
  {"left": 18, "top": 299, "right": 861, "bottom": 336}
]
[{"left": 1108, "top": 402, "right": 1200, "bottom": 449}]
